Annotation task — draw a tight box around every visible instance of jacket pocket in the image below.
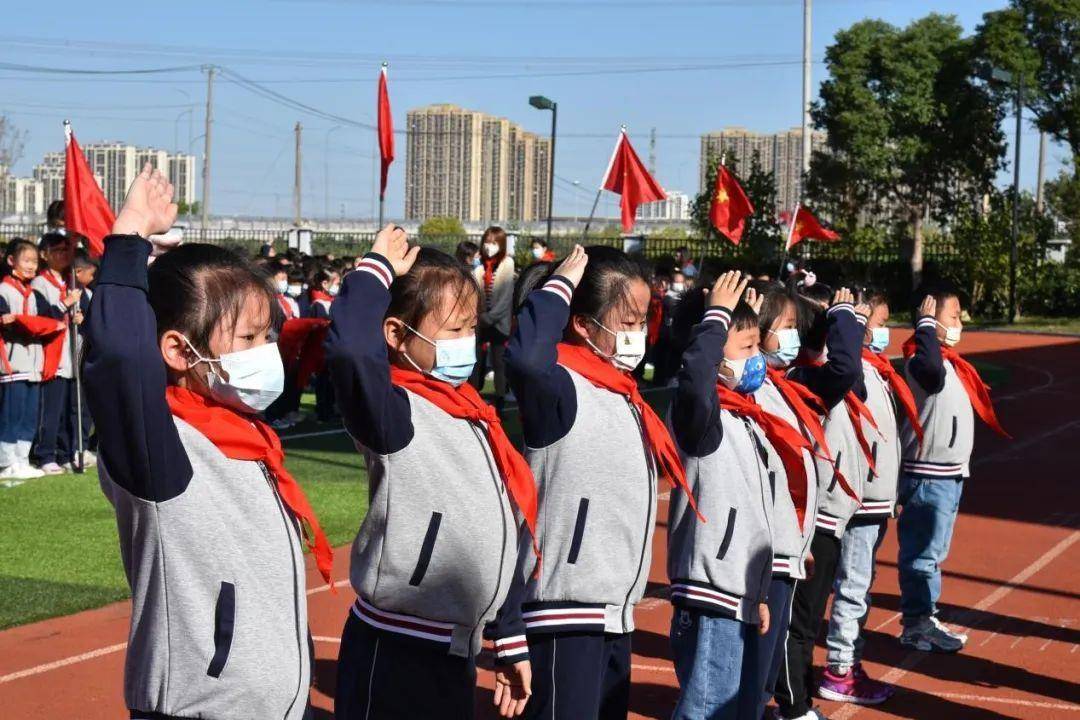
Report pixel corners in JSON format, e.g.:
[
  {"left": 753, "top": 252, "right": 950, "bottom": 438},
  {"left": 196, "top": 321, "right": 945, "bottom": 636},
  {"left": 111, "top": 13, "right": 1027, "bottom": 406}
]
[
  {"left": 207, "top": 581, "right": 235, "bottom": 678},
  {"left": 867, "top": 442, "right": 878, "bottom": 483},
  {"left": 948, "top": 416, "right": 958, "bottom": 448},
  {"left": 828, "top": 451, "right": 842, "bottom": 493},
  {"left": 716, "top": 507, "right": 738, "bottom": 560},
  {"left": 409, "top": 512, "right": 443, "bottom": 587},
  {"left": 567, "top": 498, "right": 590, "bottom": 565}
]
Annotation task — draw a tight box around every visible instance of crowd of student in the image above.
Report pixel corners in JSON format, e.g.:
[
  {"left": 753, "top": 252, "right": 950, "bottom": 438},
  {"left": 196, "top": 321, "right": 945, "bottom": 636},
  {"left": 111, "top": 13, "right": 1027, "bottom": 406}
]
[{"left": 1, "top": 164, "right": 1008, "bottom": 720}]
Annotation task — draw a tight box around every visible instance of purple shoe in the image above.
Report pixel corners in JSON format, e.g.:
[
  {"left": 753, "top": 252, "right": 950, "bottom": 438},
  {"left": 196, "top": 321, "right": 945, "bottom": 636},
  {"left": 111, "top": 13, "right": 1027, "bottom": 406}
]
[{"left": 816, "top": 665, "right": 892, "bottom": 705}]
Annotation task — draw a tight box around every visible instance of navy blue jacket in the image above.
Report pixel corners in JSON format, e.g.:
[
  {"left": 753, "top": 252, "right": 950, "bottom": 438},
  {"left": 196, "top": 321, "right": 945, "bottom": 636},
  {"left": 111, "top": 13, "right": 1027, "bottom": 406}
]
[
  {"left": 669, "top": 306, "right": 734, "bottom": 457},
  {"left": 906, "top": 317, "right": 945, "bottom": 393},
  {"left": 787, "top": 303, "right": 864, "bottom": 409}
]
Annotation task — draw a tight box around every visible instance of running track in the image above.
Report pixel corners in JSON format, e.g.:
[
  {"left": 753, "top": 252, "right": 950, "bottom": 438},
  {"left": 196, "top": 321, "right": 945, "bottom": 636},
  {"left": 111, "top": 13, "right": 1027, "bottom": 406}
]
[{"left": 1, "top": 331, "right": 1078, "bottom": 719}]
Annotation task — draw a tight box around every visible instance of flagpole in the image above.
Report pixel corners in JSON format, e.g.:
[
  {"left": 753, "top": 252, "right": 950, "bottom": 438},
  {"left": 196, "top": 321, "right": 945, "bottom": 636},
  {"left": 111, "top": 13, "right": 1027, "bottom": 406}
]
[
  {"left": 583, "top": 125, "right": 626, "bottom": 242},
  {"left": 779, "top": 202, "right": 800, "bottom": 278},
  {"left": 62, "top": 120, "right": 85, "bottom": 473},
  {"left": 378, "top": 61, "right": 389, "bottom": 229}
]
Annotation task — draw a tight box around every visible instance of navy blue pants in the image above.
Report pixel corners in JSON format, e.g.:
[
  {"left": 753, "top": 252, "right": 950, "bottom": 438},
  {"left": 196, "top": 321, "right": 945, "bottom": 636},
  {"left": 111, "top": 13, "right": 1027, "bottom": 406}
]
[
  {"left": 34, "top": 377, "right": 74, "bottom": 466},
  {"left": 523, "top": 631, "right": 632, "bottom": 720},
  {"left": 335, "top": 613, "right": 475, "bottom": 720},
  {"left": 0, "top": 380, "right": 40, "bottom": 467},
  {"left": 757, "top": 576, "right": 796, "bottom": 718}
]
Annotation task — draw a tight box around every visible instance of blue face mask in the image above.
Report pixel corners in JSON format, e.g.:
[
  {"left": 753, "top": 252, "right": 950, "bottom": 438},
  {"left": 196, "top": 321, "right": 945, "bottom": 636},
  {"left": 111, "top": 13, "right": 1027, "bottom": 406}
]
[
  {"left": 765, "top": 328, "right": 801, "bottom": 368},
  {"left": 404, "top": 325, "right": 476, "bottom": 387},
  {"left": 720, "top": 352, "right": 767, "bottom": 395},
  {"left": 868, "top": 326, "right": 890, "bottom": 354}
]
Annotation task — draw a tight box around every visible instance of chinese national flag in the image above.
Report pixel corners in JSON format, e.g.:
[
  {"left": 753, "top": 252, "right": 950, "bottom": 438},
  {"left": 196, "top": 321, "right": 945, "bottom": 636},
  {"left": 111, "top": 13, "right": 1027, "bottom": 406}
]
[
  {"left": 601, "top": 129, "right": 665, "bottom": 232},
  {"left": 63, "top": 122, "right": 114, "bottom": 258},
  {"left": 709, "top": 164, "right": 754, "bottom": 244},
  {"left": 377, "top": 64, "right": 394, "bottom": 200},
  {"left": 785, "top": 204, "right": 840, "bottom": 250}
]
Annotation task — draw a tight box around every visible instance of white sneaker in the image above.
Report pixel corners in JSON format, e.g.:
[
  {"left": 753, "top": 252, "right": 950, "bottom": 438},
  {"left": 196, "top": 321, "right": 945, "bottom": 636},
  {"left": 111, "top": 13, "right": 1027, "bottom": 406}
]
[
  {"left": 270, "top": 418, "right": 295, "bottom": 431},
  {"left": 70, "top": 451, "right": 97, "bottom": 471},
  {"left": 0, "top": 464, "right": 45, "bottom": 480},
  {"left": 39, "top": 462, "right": 65, "bottom": 475},
  {"left": 900, "top": 616, "right": 967, "bottom": 653}
]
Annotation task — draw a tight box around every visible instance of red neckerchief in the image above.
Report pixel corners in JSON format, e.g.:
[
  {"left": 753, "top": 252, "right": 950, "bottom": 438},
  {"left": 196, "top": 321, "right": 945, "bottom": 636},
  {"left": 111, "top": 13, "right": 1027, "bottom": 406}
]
[
  {"left": 309, "top": 289, "right": 333, "bottom": 305},
  {"left": 483, "top": 257, "right": 497, "bottom": 295},
  {"left": 862, "top": 348, "right": 924, "bottom": 448},
  {"left": 902, "top": 337, "right": 1010, "bottom": 439},
  {"left": 165, "top": 386, "right": 334, "bottom": 586},
  {"left": 717, "top": 382, "right": 812, "bottom": 530},
  {"left": 37, "top": 269, "right": 67, "bottom": 295},
  {"left": 389, "top": 365, "right": 540, "bottom": 561},
  {"left": 1, "top": 276, "right": 66, "bottom": 379},
  {"left": 647, "top": 291, "right": 663, "bottom": 346},
  {"left": 556, "top": 342, "right": 702, "bottom": 520},
  {"left": 3, "top": 275, "right": 32, "bottom": 314},
  {"left": 766, "top": 367, "right": 831, "bottom": 461},
  {"left": 278, "top": 318, "right": 330, "bottom": 388},
  {"left": 276, "top": 294, "right": 296, "bottom": 319},
  {"left": 791, "top": 356, "right": 869, "bottom": 501}
]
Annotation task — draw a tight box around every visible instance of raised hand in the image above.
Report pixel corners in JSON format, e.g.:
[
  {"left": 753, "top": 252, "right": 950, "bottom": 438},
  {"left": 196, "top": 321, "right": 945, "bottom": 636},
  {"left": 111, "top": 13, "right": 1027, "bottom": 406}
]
[
  {"left": 854, "top": 301, "right": 872, "bottom": 319},
  {"left": 112, "top": 163, "right": 178, "bottom": 241},
  {"left": 918, "top": 294, "right": 937, "bottom": 320},
  {"left": 1, "top": 314, "right": 14, "bottom": 325},
  {"left": 370, "top": 224, "right": 419, "bottom": 277},
  {"left": 493, "top": 659, "right": 532, "bottom": 717},
  {"left": 745, "top": 286, "right": 764, "bottom": 315},
  {"left": 831, "top": 287, "right": 854, "bottom": 307},
  {"left": 709, "top": 270, "right": 748, "bottom": 311},
  {"left": 554, "top": 244, "right": 588, "bottom": 287}
]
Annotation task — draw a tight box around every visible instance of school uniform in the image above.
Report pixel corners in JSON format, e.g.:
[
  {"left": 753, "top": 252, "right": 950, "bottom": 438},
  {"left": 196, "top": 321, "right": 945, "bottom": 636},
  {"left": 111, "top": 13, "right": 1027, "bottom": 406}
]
[
  {"left": 325, "top": 253, "right": 530, "bottom": 720},
  {"left": 896, "top": 318, "right": 1008, "bottom": 626},
  {"left": 31, "top": 269, "right": 76, "bottom": 467},
  {"left": 0, "top": 277, "right": 53, "bottom": 471},
  {"left": 824, "top": 343, "right": 924, "bottom": 672},
  {"left": 307, "top": 291, "right": 336, "bottom": 422},
  {"left": 667, "top": 306, "right": 787, "bottom": 720},
  {"left": 84, "top": 235, "right": 326, "bottom": 720},
  {"left": 505, "top": 275, "right": 689, "bottom": 720},
  {"left": 773, "top": 303, "right": 865, "bottom": 720}
]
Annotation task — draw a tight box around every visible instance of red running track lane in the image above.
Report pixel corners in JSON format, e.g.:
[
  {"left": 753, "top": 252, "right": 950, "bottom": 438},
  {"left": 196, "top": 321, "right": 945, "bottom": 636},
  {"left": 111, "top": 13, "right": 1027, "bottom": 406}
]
[{"left": 1, "top": 331, "right": 1078, "bottom": 719}]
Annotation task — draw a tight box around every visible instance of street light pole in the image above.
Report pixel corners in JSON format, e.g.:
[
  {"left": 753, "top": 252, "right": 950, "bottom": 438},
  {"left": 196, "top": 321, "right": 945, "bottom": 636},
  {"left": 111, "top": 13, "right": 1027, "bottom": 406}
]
[
  {"left": 530, "top": 95, "right": 557, "bottom": 247},
  {"left": 1010, "top": 75, "right": 1022, "bottom": 323}
]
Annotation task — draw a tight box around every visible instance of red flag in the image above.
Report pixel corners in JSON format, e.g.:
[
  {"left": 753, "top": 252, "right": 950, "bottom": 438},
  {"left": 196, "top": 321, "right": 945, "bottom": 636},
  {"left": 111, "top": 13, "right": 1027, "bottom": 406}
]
[
  {"left": 600, "top": 129, "right": 665, "bottom": 233},
  {"left": 785, "top": 204, "right": 840, "bottom": 250},
  {"left": 377, "top": 64, "right": 394, "bottom": 200},
  {"left": 709, "top": 164, "right": 754, "bottom": 244},
  {"left": 63, "top": 121, "right": 114, "bottom": 258}
]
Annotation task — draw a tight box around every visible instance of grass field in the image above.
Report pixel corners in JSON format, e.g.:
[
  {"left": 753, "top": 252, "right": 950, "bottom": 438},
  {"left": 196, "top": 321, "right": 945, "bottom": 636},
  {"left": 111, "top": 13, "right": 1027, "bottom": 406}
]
[{"left": 0, "top": 357, "right": 1007, "bottom": 630}]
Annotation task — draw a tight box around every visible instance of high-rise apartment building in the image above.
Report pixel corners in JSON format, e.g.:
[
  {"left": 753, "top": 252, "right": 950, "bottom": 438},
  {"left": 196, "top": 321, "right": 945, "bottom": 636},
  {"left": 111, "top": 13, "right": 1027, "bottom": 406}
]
[
  {"left": 0, "top": 167, "right": 44, "bottom": 216},
  {"left": 31, "top": 145, "right": 196, "bottom": 214},
  {"left": 699, "top": 127, "right": 826, "bottom": 215},
  {"left": 405, "top": 104, "right": 550, "bottom": 223},
  {"left": 637, "top": 191, "right": 691, "bottom": 221}
]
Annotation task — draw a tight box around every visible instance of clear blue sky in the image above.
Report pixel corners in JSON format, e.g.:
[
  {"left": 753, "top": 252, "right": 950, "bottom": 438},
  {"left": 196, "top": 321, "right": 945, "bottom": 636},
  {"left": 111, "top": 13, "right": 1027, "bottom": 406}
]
[{"left": 1, "top": 0, "right": 1070, "bottom": 220}]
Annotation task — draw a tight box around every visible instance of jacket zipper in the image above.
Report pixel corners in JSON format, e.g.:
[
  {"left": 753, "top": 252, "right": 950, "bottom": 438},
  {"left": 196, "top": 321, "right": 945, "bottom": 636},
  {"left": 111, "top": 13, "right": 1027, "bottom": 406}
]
[
  {"left": 744, "top": 420, "right": 774, "bottom": 605},
  {"left": 623, "top": 399, "right": 655, "bottom": 630},
  {"left": 469, "top": 423, "right": 510, "bottom": 650},
  {"left": 259, "top": 462, "right": 306, "bottom": 720}
]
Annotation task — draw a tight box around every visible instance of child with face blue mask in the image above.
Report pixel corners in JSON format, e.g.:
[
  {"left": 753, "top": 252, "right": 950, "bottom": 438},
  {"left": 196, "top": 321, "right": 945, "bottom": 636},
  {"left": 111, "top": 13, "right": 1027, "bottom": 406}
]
[
  {"left": 325, "top": 229, "right": 537, "bottom": 720},
  {"left": 668, "top": 271, "right": 816, "bottom": 720}
]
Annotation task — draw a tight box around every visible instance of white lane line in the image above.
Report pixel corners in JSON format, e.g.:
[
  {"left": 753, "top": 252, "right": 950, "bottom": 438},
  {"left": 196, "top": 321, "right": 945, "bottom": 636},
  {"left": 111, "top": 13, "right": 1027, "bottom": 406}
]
[
  {"left": 307, "top": 578, "right": 351, "bottom": 596},
  {"left": 933, "top": 692, "right": 1080, "bottom": 711},
  {"left": 281, "top": 428, "right": 348, "bottom": 441},
  {"left": 0, "top": 642, "right": 128, "bottom": 684},
  {"left": 833, "top": 529, "right": 1080, "bottom": 719}
]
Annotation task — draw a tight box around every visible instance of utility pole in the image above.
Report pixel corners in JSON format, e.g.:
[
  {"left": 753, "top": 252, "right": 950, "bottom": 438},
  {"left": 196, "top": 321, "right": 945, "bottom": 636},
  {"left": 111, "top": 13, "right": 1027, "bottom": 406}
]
[
  {"left": 801, "top": 0, "right": 812, "bottom": 176},
  {"left": 1036, "top": 130, "right": 1047, "bottom": 213},
  {"left": 649, "top": 127, "right": 657, "bottom": 176},
  {"left": 201, "top": 66, "right": 214, "bottom": 240},
  {"left": 294, "top": 121, "right": 303, "bottom": 226},
  {"left": 1009, "top": 77, "right": 1022, "bottom": 323}
]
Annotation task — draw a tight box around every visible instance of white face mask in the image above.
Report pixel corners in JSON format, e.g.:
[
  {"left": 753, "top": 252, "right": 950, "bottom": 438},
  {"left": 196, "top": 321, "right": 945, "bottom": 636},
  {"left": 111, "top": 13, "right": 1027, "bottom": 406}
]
[
  {"left": 275, "top": 279, "right": 288, "bottom": 294},
  {"left": 936, "top": 321, "right": 961, "bottom": 347},
  {"left": 669, "top": 282, "right": 685, "bottom": 294},
  {"left": 184, "top": 338, "right": 285, "bottom": 414},
  {"left": 483, "top": 242, "right": 500, "bottom": 258},
  {"left": 287, "top": 283, "right": 303, "bottom": 298},
  {"left": 588, "top": 317, "right": 647, "bottom": 372},
  {"left": 531, "top": 246, "right": 545, "bottom": 259},
  {"left": 328, "top": 284, "right": 340, "bottom": 297},
  {"left": 402, "top": 325, "right": 477, "bottom": 387}
]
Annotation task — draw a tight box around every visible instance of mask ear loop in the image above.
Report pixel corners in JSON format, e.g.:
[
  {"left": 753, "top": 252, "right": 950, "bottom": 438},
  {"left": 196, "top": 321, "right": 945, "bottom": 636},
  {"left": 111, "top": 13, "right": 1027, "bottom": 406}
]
[
  {"left": 396, "top": 322, "right": 434, "bottom": 376},
  {"left": 180, "top": 335, "right": 223, "bottom": 388}
]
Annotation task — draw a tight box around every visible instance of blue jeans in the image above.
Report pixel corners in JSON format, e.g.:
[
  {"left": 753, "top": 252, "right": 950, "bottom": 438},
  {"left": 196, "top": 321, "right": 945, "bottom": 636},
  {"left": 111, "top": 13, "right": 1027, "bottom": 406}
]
[
  {"left": 826, "top": 518, "right": 887, "bottom": 667},
  {"left": 0, "top": 380, "right": 40, "bottom": 466},
  {"left": 897, "top": 474, "right": 964, "bottom": 624},
  {"left": 756, "top": 577, "right": 795, "bottom": 718},
  {"left": 671, "top": 607, "right": 760, "bottom": 720}
]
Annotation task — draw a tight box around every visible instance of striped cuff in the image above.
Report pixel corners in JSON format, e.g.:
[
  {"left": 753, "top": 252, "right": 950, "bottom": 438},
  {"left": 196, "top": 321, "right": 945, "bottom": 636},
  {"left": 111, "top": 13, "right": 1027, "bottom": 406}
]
[
  {"left": 351, "top": 597, "right": 454, "bottom": 646},
  {"left": 541, "top": 275, "right": 574, "bottom": 305},
  {"left": 356, "top": 252, "right": 395, "bottom": 289},
  {"left": 771, "top": 556, "right": 794, "bottom": 577},
  {"left": 902, "top": 460, "right": 964, "bottom": 478},
  {"left": 826, "top": 302, "right": 855, "bottom": 318},
  {"left": 915, "top": 317, "right": 937, "bottom": 330},
  {"left": 815, "top": 510, "right": 841, "bottom": 534},
  {"left": 522, "top": 603, "right": 606, "bottom": 633},
  {"left": 703, "top": 306, "right": 732, "bottom": 328},
  {"left": 855, "top": 499, "right": 895, "bottom": 516},
  {"left": 492, "top": 634, "right": 529, "bottom": 665},
  {"left": 669, "top": 580, "right": 740, "bottom": 616},
  {"left": 855, "top": 313, "right": 868, "bottom": 326}
]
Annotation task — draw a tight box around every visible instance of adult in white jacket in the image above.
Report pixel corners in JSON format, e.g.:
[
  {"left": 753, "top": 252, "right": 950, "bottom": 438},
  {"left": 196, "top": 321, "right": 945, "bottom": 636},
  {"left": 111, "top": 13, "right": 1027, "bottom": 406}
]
[{"left": 472, "top": 226, "right": 515, "bottom": 407}]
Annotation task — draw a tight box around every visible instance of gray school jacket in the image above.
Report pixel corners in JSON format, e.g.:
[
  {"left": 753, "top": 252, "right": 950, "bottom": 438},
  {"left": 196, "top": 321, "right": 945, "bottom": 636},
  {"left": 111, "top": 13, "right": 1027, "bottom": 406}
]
[
  {"left": 99, "top": 419, "right": 311, "bottom": 720},
  {"left": 30, "top": 272, "right": 73, "bottom": 379},
  {"left": 668, "top": 409, "right": 775, "bottom": 624},
  {"left": 754, "top": 377, "right": 819, "bottom": 580},
  {"left": 901, "top": 359, "right": 975, "bottom": 479},
  {"left": 350, "top": 389, "right": 520, "bottom": 659},
  {"left": 857, "top": 358, "right": 901, "bottom": 516},
  {"left": 813, "top": 396, "right": 866, "bottom": 539},
  {"left": 521, "top": 367, "right": 657, "bottom": 635},
  {"left": 0, "top": 279, "right": 43, "bottom": 382}
]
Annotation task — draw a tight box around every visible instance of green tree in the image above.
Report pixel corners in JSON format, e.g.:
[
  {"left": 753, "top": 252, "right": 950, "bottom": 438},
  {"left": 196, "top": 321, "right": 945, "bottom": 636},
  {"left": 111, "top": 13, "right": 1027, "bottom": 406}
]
[
  {"left": 1044, "top": 170, "right": 1080, "bottom": 247},
  {"left": 810, "top": 14, "right": 1006, "bottom": 288},
  {"left": 975, "top": 1, "right": 1080, "bottom": 176},
  {"left": 417, "top": 215, "right": 466, "bottom": 238},
  {"left": 690, "top": 151, "right": 781, "bottom": 266},
  {"left": 650, "top": 226, "right": 689, "bottom": 240}
]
